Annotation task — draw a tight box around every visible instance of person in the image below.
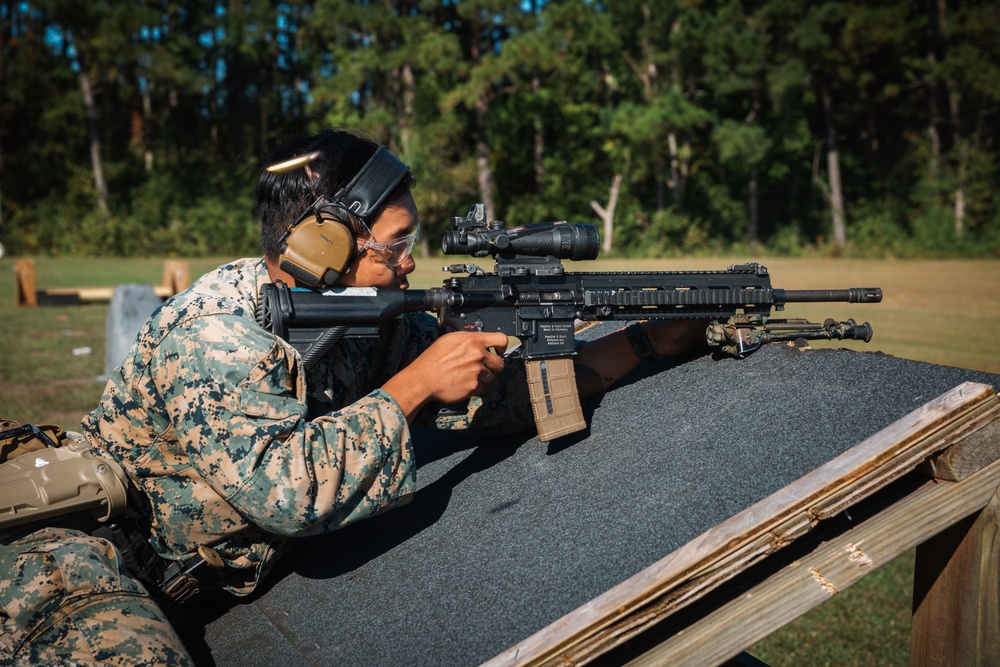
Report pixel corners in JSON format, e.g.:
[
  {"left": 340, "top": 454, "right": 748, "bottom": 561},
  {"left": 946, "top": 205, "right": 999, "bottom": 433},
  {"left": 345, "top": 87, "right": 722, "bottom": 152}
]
[{"left": 0, "top": 129, "right": 704, "bottom": 666}]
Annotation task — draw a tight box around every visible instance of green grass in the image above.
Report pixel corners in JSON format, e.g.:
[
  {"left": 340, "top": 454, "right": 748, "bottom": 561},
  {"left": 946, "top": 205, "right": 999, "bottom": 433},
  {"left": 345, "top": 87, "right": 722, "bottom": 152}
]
[
  {"left": 2, "top": 253, "right": 998, "bottom": 665},
  {"left": 0, "top": 257, "right": 224, "bottom": 424}
]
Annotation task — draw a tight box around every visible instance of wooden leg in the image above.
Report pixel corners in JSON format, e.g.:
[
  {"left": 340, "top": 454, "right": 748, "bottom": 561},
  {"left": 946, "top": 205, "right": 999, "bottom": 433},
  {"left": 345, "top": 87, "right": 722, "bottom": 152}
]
[
  {"left": 15, "top": 258, "right": 36, "bottom": 307},
  {"left": 910, "top": 489, "right": 1000, "bottom": 666}
]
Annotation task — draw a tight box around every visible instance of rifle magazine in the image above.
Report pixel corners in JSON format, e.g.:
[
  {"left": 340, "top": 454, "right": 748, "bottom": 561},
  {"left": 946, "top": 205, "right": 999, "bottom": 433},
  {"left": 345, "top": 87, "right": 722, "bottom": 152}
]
[{"left": 525, "top": 358, "right": 587, "bottom": 442}]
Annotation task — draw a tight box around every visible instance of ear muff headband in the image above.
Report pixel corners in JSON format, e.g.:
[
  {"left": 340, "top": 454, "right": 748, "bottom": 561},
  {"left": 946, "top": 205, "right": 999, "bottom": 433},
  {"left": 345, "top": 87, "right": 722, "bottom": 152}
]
[
  {"left": 276, "top": 146, "right": 411, "bottom": 289},
  {"left": 333, "top": 145, "right": 411, "bottom": 222}
]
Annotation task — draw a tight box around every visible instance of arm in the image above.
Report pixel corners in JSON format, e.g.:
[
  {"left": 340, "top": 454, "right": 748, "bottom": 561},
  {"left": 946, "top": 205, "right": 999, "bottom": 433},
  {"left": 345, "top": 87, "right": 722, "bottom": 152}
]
[
  {"left": 417, "top": 319, "right": 708, "bottom": 436},
  {"left": 152, "top": 313, "right": 417, "bottom": 539},
  {"left": 574, "top": 319, "right": 708, "bottom": 399}
]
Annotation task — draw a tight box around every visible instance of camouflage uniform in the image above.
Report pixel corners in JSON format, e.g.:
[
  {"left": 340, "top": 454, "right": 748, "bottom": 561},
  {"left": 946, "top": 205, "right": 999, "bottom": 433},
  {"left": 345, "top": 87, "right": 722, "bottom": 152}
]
[
  {"left": 1, "top": 258, "right": 534, "bottom": 665},
  {"left": 0, "top": 526, "right": 193, "bottom": 666}
]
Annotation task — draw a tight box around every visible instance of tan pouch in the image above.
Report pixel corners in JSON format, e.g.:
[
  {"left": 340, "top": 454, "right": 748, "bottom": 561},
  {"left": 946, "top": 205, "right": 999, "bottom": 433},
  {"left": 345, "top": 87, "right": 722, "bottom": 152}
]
[
  {"left": 0, "top": 419, "right": 69, "bottom": 464},
  {"left": 0, "top": 425, "right": 130, "bottom": 530}
]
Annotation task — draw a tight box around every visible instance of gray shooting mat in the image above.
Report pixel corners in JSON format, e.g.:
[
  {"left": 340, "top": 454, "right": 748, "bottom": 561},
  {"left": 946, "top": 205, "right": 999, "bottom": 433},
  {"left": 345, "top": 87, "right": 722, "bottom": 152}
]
[{"left": 177, "top": 326, "right": 1000, "bottom": 666}]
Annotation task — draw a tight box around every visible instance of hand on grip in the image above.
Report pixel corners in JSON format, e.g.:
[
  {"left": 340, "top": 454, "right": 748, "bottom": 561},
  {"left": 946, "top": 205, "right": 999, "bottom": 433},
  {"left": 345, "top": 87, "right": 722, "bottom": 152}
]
[{"left": 383, "top": 331, "right": 508, "bottom": 420}]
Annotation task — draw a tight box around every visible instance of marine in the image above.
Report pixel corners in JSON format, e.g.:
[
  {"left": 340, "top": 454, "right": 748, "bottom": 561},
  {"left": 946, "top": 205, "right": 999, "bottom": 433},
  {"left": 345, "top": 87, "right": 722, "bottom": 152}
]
[{"left": 0, "top": 129, "right": 703, "bottom": 664}]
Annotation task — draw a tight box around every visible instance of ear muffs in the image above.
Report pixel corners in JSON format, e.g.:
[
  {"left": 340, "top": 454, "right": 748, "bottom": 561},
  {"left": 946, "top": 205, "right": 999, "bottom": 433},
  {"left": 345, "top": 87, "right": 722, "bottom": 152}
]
[
  {"left": 271, "top": 145, "right": 411, "bottom": 289},
  {"left": 277, "top": 205, "right": 355, "bottom": 289}
]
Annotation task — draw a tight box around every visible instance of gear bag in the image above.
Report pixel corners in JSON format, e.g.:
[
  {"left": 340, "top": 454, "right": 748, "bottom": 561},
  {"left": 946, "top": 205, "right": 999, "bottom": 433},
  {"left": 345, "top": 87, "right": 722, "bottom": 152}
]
[{"left": 0, "top": 419, "right": 129, "bottom": 530}]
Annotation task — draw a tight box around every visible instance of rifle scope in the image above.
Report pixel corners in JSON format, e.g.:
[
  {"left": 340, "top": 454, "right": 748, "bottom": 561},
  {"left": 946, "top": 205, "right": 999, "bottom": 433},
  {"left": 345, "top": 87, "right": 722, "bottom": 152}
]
[{"left": 442, "top": 220, "right": 600, "bottom": 261}]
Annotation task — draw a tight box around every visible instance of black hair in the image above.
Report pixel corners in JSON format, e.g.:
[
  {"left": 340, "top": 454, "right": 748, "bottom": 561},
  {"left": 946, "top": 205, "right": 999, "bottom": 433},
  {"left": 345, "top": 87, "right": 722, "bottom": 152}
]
[{"left": 256, "top": 130, "right": 415, "bottom": 261}]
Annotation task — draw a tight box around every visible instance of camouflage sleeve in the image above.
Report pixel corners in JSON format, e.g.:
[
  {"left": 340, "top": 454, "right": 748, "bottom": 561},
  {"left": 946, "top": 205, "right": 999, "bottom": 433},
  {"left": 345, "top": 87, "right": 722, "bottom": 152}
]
[
  {"left": 0, "top": 527, "right": 194, "bottom": 665},
  {"left": 152, "top": 312, "right": 416, "bottom": 537}
]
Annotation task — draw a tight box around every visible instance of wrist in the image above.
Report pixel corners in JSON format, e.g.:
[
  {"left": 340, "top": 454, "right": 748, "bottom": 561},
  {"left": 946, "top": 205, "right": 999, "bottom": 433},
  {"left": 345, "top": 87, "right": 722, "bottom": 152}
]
[
  {"left": 382, "top": 371, "right": 430, "bottom": 423},
  {"left": 626, "top": 322, "right": 659, "bottom": 366}
]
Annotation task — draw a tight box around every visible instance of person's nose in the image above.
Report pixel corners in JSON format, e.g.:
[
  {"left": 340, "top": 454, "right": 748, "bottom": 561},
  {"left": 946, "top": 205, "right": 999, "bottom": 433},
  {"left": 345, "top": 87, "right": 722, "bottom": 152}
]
[{"left": 398, "top": 254, "right": 416, "bottom": 275}]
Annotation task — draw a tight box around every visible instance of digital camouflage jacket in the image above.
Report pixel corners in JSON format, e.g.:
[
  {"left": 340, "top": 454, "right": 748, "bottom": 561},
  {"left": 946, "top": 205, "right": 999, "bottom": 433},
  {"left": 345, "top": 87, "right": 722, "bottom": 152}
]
[{"left": 82, "top": 258, "right": 534, "bottom": 594}]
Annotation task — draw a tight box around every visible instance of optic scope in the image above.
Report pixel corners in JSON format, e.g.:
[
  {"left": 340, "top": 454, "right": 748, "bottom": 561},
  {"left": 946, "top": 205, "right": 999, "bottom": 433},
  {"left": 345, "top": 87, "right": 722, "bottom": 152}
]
[{"left": 441, "top": 204, "right": 600, "bottom": 261}]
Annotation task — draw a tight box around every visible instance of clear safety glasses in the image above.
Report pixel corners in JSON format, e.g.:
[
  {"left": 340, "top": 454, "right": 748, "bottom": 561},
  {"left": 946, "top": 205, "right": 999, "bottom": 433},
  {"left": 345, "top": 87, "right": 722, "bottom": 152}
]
[{"left": 357, "top": 219, "right": 420, "bottom": 267}]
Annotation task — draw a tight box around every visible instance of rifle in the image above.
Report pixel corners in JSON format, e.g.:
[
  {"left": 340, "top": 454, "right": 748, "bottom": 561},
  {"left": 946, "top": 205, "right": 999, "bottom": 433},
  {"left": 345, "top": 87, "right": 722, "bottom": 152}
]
[{"left": 257, "top": 204, "right": 882, "bottom": 442}]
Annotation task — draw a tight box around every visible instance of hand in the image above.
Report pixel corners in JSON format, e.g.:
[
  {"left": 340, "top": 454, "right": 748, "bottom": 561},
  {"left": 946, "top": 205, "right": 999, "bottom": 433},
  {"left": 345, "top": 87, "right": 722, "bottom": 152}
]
[
  {"left": 383, "top": 331, "right": 509, "bottom": 420},
  {"left": 643, "top": 319, "right": 709, "bottom": 357}
]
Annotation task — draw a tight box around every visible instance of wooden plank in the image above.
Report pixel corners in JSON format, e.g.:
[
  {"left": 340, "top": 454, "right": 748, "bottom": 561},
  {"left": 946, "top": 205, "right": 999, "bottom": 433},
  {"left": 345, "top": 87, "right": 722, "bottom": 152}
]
[
  {"left": 41, "top": 286, "right": 119, "bottom": 301},
  {"left": 35, "top": 284, "right": 173, "bottom": 302},
  {"left": 20, "top": 260, "right": 186, "bottom": 306},
  {"left": 484, "top": 383, "right": 1000, "bottom": 667},
  {"left": 910, "top": 488, "right": 1000, "bottom": 666},
  {"left": 625, "top": 453, "right": 1000, "bottom": 666},
  {"left": 921, "top": 418, "right": 1000, "bottom": 482},
  {"left": 15, "top": 258, "right": 36, "bottom": 307}
]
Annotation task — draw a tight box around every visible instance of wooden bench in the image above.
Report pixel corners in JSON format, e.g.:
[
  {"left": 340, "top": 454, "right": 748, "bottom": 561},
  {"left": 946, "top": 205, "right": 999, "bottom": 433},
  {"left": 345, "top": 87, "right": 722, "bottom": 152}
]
[
  {"left": 15, "top": 258, "right": 190, "bottom": 306},
  {"left": 185, "top": 329, "right": 999, "bottom": 667}
]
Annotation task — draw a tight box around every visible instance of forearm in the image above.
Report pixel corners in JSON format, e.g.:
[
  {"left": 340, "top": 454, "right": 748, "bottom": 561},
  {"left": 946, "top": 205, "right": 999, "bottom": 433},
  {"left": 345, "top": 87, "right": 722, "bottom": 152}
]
[
  {"left": 155, "top": 320, "right": 417, "bottom": 538},
  {"left": 575, "top": 319, "right": 708, "bottom": 399},
  {"left": 574, "top": 327, "right": 644, "bottom": 397},
  {"left": 230, "top": 390, "right": 417, "bottom": 535},
  {"left": 382, "top": 371, "right": 432, "bottom": 422}
]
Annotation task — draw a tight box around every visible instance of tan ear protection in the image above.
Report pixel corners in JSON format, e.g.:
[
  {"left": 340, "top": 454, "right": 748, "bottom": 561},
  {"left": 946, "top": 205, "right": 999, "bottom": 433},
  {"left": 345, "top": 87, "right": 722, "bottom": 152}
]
[
  {"left": 277, "top": 203, "right": 356, "bottom": 288},
  {"left": 271, "top": 146, "right": 410, "bottom": 289}
]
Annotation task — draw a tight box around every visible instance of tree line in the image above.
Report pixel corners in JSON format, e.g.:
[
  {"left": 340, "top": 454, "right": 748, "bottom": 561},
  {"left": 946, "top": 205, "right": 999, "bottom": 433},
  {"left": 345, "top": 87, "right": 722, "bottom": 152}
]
[{"left": 1, "top": 0, "right": 998, "bottom": 259}]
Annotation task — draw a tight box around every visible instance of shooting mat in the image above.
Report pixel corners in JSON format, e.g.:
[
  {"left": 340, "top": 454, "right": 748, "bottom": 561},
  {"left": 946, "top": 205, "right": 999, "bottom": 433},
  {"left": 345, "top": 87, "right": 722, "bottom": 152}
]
[{"left": 177, "top": 328, "right": 1000, "bottom": 666}]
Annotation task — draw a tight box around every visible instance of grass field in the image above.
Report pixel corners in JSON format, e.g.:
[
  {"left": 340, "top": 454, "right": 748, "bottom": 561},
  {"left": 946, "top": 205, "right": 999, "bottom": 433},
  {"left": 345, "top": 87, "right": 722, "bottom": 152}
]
[{"left": 2, "top": 253, "right": 998, "bottom": 665}]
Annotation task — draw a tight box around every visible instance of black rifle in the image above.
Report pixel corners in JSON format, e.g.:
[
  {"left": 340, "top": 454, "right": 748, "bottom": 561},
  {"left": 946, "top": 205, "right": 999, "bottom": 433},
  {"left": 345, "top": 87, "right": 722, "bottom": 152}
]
[{"left": 257, "top": 204, "right": 882, "bottom": 441}]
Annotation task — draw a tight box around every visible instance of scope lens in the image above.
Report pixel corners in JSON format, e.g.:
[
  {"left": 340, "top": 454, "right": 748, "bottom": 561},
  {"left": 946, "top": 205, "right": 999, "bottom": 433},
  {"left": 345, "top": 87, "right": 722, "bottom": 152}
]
[{"left": 442, "top": 230, "right": 489, "bottom": 256}]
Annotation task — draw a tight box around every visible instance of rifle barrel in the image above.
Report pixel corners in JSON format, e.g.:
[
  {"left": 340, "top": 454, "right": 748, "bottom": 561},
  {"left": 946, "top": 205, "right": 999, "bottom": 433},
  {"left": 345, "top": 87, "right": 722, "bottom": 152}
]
[{"left": 775, "top": 288, "right": 882, "bottom": 304}]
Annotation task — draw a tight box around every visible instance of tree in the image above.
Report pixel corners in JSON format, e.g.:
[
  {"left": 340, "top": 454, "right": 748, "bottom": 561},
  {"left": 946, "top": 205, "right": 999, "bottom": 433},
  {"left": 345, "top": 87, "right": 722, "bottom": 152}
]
[
  {"left": 37, "top": 0, "right": 118, "bottom": 215},
  {"left": 606, "top": 1, "right": 711, "bottom": 213},
  {"left": 1, "top": 0, "right": 997, "bottom": 258},
  {"left": 701, "top": 0, "right": 774, "bottom": 250}
]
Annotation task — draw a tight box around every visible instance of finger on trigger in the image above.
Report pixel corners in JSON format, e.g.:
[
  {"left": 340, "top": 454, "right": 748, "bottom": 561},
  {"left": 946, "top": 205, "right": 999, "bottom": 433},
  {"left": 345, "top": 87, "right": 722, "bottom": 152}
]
[{"left": 483, "top": 331, "right": 510, "bottom": 355}]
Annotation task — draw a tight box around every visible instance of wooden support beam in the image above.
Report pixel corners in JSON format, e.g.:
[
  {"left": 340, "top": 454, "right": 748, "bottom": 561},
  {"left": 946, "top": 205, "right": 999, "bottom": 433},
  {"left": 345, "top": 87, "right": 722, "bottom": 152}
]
[
  {"left": 14, "top": 260, "right": 189, "bottom": 306},
  {"left": 162, "top": 259, "right": 191, "bottom": 294},
  {"left": 910, "top": 488, "right": 1000, "bottom": 666},
  {"left": 485, "top": 382, "right": 1000, "bottom": 667},
  {"left": 14, "top": 258, "right": 36, "bottom": 307},
  {"left": 625, "top": 455, "right": 1000, "bottom": 666},
  {"left": 920, "top": 418, "right": 1000, "bottom": 482}
]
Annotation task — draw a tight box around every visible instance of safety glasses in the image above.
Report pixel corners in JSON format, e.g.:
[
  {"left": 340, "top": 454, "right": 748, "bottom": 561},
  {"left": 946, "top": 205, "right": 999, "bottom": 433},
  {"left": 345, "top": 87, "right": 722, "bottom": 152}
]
[{"left": 357, "top": 218, "right": 420, "bottom": 267}]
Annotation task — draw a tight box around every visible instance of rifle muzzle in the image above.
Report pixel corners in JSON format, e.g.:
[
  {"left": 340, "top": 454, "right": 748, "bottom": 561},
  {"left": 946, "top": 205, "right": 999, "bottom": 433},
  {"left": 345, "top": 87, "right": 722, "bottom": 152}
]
[{"left": 776, "top": 288, "right": 883, "bottom": 304}]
